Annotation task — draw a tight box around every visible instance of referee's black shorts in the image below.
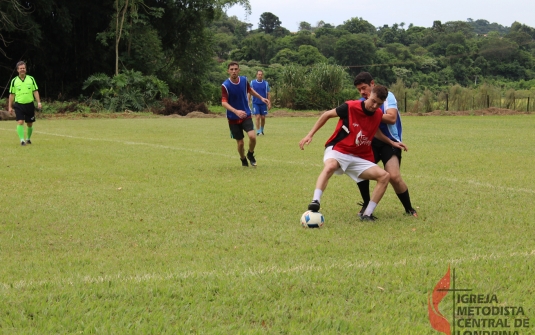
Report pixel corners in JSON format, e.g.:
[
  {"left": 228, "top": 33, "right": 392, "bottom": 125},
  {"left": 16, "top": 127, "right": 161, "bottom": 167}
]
[
  {"left": 372, "top": 138, "right": 402, "bottom": 166},
  {"left": 14, "top": 102, "right": 36, "bottom": 123}
]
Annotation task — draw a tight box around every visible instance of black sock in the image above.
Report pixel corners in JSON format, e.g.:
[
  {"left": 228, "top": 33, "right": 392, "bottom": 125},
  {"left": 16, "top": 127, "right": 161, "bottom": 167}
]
[
  {"left": 357, "top": 180, "right": 370, "bottom": 206},
  {"left": 396, "top": 189, "right": 414, "bottom": 212}
]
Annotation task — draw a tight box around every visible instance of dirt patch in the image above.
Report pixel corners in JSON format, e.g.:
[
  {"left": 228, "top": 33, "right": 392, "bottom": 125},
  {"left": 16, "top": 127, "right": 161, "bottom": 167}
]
[
  {"left": 165, "top": 111, "right": 221, "bottom": 118},
  {"left": 269, "top": 110, "right": 323, "bottom": 117},
  {"left": 405, "top": 108, "right": 529, "bottom": 116},
  {"left": 2, "top": 107, "right": 528, "bottom": 121}
]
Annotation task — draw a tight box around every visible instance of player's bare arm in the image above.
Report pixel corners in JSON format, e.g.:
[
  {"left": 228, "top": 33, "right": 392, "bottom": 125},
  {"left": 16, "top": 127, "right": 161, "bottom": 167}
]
[
  {"left": 381, "top": 108, "right": 398, "bottom": 124},
  {"left": 374, "top": 129, "right": 408, "bottom": 151},
  {"left": 222, "top": 101, "right": 247, "bottom": 119},
  {"left": 299, "top": 109, "right": 338, "bottom": 150}
]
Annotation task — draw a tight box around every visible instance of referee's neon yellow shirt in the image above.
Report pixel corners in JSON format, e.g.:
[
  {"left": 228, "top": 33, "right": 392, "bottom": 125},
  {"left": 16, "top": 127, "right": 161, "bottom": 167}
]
[{"left": 10, "top": 76, "right": 38, "bottom": 104}]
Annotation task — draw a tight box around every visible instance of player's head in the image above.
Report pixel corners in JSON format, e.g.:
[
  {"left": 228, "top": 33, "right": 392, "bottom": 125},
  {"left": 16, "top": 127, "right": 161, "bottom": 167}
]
[
  {"left": 354, "top": 72, "right": 375, "bottom": 99},
  {"left": 16, "top": 61, "right": 27, "bottom": 74},
  {"left": 364, "top": 85, "right": 388, "bottom": 111},
  {"left": 256, "top": 70, "right": 264, "bottom": 81},
  {"left": 227, "top": 61, "right": 240, "bottom": 80}
]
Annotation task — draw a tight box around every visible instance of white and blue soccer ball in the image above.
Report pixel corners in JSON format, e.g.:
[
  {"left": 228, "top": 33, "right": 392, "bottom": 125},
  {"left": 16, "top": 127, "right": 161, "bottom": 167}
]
[{"left": 300, "top": 210, "right": 325, "bottom": 228}]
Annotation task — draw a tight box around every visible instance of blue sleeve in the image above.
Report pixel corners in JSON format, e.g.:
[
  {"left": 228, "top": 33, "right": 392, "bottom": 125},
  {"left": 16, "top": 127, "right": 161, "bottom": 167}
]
[
  {"left": 266, "top": 81, "right": 270, "bottom": 92},
  {"left": 384, "top": 92, "right": 398, "bottom": 111}
]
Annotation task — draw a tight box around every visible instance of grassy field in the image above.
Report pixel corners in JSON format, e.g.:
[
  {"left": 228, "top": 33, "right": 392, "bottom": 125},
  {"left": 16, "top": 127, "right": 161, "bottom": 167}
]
[{"left": 0, "top": 114, "right": 534, "bottom": 334}]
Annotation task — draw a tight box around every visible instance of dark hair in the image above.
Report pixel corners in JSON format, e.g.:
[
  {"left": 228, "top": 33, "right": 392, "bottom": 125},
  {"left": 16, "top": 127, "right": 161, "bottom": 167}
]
[
  {"left": 16, "top": 61, "right": 26, "bottom": 69},
  {"left": 228, "top": 61, "right": 239, "bottom": 69},
  {"left": 353, "top": 72, "right": 373, "bottom": 86},
  {"left": 372, "top": 85, "right": 388, "bottom": 101},
  {"left": 256, "top": 69, "right": 264, "bottom": 74}
]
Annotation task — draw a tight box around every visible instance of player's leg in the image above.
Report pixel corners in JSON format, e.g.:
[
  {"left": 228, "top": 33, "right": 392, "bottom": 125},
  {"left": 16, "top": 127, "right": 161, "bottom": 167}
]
[
  {"left": 357, "top": 141, "right": 381, "bottom": 215},
  {"left": 236, "top": 139, "right": 245, "bottom": 159},
  {"left": 255, "top": 115, "right": 261, "bottom": 135},
  {"left": 243, "top": 118, "right": 257, "bottom": 166},
  {"left": 252, "top": 105, "right": 261, "bottom": 135},
  {"left": 309, "top": 158, "right": 339, "bottom": 211},
  {"left": 259, "top": 105, "right": 267, "bottom": 134},
  {"left": 229, "top": 123, "right": 248, "bottom": 166},
  {"left": 384, "top": 149, "right": 417, "bottom": 216},
  {"left": 358, "top": 166, "right": 390, "bottom": 219},
  {"left": 260, "top": 115, "right": 266, "bottom": 134},
  {"left": 384, "top": 155, "right": 406, "bottom": 193}
]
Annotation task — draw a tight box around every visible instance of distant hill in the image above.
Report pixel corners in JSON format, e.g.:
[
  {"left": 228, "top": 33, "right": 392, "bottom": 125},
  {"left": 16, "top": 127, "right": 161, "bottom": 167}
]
[{"left": 467, "top": 19, "right": 510, "bottom": 34}]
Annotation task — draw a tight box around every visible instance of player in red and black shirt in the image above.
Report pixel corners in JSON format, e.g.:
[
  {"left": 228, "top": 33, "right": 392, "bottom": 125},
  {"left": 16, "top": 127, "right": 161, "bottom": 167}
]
[{"left": 299, "top": 85, "right": 406, "bottom": 221}]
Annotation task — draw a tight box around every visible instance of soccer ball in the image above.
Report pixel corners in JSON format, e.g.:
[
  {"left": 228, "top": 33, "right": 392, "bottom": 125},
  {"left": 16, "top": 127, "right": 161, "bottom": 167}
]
[{"left": 300, "top": 210, "right": 325, "bottom": 228}]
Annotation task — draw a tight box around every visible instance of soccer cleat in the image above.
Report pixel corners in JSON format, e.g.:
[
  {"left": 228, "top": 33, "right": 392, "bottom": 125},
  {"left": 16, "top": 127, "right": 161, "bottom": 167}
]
[
  {"left": 20, "top": 141, "right": 26, "bottom": 146},
  {"left": 360, "top": 214, "right": 377, "bottom": 222},
  {"left": 241, "top": 157, "right": 249, "bottom": 167},
  {"left": 257, "top": 132, "right": 261, "bottom": 136},
  {"left": 357, "top": 201, "right": 368, "bottom": 218},
  {"left": 25, "top": 139, "right": 32, "bottom": 145},
  {"left": 247, "top": 151, "right": 257, "bottom": 166},
  {"left": 308, "top": 200, "right": 320, "bottom": 212},
  {"left": 405, "top": 209, "right": 418, "bottom": 217}
]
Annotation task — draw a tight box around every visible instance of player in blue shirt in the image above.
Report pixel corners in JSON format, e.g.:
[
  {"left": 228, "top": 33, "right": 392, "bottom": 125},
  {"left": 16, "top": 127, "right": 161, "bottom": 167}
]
[
  {"left": 248, "top": 70, "right": 271, "bottom": 135},
  {"left": 222, "top": 62, "right": 270, "bottom": 167},
  {"left": 354, "top": 72, "right": 418, "bottom": 217}
]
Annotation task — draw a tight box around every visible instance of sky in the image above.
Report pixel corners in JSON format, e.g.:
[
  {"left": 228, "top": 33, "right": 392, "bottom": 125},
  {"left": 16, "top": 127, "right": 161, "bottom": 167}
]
[{"left": 225, "top": 0, "right": 535, "bottom": 32}]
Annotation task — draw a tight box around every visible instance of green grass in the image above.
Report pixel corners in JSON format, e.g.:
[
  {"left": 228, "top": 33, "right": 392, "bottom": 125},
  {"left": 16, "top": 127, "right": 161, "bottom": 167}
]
[{"left": 0, "top": 115, "right": 534, "bottom": 334}]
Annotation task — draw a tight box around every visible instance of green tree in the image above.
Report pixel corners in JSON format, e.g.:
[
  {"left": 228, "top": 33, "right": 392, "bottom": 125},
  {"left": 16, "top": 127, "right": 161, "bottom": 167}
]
[
  {"left": 240, "top": 32, "right": 275, "bottom": 64},
  {"left": 316, "top": 35, "right": 338, "bottom": 58},
  {"left": 334, "top": 34, "right": 376, "bottom": 73},
  {"left": 339, "top": 17, "right": 376, "bottom": 35},
  {"left": 0, "top": 0, "right": 37, "bottom": 58},
  {"left": 298, "top": 21, "right": 312, "bottom": 32},
  {"left": 97, "top": 0, "right": 164, "bottom": 75},
  {"left": 270, "top": 48, "right": 298, "bottom": 65},
  {"left": 258, "top": 12, "right": 281, "bottom": 34},
  {"left": 296, "top": 45, "right": 326, "bottom": 65}
]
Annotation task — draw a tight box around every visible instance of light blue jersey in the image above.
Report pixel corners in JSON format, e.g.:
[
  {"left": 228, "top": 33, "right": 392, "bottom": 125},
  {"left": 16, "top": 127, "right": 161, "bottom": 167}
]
[
  {"left": 379, "top": 92, "right": 402, "bottom": 142},
  {"left": 250, "top": 80, "right": 270, "bottom": 105},
  {"left": 360, "top": 92, "right": 402, "bottom": 142}
]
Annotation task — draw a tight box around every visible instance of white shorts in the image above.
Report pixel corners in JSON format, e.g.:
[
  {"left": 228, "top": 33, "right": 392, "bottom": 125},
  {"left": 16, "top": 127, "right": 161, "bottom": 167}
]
[{"left": 323, "top": 146, "right": 377, "bottom": 183}]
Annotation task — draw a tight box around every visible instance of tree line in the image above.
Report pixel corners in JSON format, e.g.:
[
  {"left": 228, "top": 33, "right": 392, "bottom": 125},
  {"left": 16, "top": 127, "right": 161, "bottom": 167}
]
[{"left": 1, "top": 0, "right": 534, "bottom": 112}]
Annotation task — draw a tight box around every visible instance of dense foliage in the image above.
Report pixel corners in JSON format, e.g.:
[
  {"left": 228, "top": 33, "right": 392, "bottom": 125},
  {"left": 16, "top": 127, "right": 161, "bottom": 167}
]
[{"left": 1, "top": 1, "right": 534, "bottom": 111}]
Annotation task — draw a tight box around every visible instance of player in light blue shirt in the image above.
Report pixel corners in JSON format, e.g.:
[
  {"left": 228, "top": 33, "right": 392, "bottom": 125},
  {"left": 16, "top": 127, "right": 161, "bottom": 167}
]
[
  {"left": 354, "top": 72, "right": 417, "bottom": 217},
  {"left": 249, "top": 70, "right": 271, "bottom": 135}
]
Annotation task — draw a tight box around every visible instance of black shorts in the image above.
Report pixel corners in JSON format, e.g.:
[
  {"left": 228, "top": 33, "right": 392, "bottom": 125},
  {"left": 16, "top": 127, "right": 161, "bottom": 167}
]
[
  {"left": 14, "top": 102, "right": 36, "bottom": 123},
  {"left": 372, "top": 138, "right": 402, "bottom": 166},
  {"left": 228, "top": 117, "right": 254, "bottom": 140}
]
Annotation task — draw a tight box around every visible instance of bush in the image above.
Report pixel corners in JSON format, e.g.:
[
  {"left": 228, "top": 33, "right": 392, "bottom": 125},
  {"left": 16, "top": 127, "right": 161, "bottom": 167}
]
[
  {"left": 83, "top": 70, "right": 169, "bottom": 112},
  {"left": 154, "top": 96, "right": 210, "bottom": 116}
]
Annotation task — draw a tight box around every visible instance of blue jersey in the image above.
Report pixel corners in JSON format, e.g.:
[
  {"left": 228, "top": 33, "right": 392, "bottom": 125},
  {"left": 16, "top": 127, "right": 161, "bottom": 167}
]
[
  {"left": 222, "top": 76, "right": 251, "bottom": 120},
  {"left": 250, "top": 80, "right": 270, "bottom": 105},
  {"left": 360, "top": 92, "right": 402, "bottom": 142}
]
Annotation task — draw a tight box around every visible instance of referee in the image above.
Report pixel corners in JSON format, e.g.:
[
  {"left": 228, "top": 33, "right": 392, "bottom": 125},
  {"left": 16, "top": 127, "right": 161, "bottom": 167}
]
[{"left": 8, "top": 61, "right": 42, "bottom": 146}]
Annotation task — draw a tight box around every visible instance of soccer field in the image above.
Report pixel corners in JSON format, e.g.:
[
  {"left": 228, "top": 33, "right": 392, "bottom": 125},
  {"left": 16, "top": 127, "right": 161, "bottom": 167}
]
[{"left": 0, "top": 115, "right": 534, "bottom": 334}]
